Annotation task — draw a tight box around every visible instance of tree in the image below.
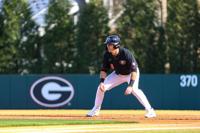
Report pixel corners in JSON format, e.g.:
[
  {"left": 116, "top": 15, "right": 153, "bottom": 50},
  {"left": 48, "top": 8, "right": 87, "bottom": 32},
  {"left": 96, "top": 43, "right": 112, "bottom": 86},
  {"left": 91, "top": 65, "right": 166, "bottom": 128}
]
[
  {"left": 166, "top": 0, "right": 200, "bottom": 73},
  {"left": 41, "top": 0, "right": 76, "bottom": 73},
  {"left": 0, "top": 0, "right": 21, "bottom": 73},
  {"left": 18, "top": 1, "right": 40, "bottom": 74},
  {"left": 117, "top": 0, "right": 167, "bottom": 73},
  {"left": 75, "top": 1, "right": 109, "bottom": 74}
]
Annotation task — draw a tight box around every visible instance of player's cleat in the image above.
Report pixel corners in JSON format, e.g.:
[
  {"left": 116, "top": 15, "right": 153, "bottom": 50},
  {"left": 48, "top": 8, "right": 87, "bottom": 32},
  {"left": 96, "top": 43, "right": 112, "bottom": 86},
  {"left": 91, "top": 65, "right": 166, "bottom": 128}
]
[
  {"left": 145, "top": 108, "right": 156, "bottom": 118},
  {"left": 86, "top": 107, "right": 100, "bottom": 117}
]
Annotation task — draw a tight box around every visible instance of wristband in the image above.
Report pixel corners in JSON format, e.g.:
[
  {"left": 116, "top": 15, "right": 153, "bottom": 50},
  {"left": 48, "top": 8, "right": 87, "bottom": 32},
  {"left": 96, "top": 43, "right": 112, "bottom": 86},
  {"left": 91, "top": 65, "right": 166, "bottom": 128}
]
[
  {"left": 128, "top": 80, "right": 135, "bottom": 86},
  {"left": 100, "top": 78, "right": 105, "bottom": 83}
]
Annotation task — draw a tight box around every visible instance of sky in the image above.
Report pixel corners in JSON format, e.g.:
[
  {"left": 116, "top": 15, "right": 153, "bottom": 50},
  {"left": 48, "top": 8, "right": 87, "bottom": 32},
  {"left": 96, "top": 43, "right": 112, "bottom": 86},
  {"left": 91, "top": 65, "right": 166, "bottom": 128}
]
[
  {"left": 0, "top": 0, "right": 3, "bottom": 11},
  {"left": 0, "top": 0, "right": 79, "bottom": 26},
  {"left": 29, "top": 0, "right": 79, "bottom": 26},
  {"left": 28, "top": 0, "right": 50, "bottom": 26}
]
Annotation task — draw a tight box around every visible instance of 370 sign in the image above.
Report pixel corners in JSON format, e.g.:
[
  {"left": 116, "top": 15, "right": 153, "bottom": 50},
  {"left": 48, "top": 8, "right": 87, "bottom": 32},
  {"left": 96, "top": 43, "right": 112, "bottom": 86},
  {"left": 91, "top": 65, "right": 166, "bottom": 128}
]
[{"left": 180, "top": 75, "right": 198, "bottom": 87}]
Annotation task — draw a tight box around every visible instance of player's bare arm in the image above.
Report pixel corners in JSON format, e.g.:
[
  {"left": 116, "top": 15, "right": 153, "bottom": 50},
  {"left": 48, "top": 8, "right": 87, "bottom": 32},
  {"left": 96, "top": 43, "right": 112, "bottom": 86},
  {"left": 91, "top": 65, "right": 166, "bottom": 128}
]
[
  {"left": 99, "top": 70, "right": 107, "bottom": 92},
  {"left": 124, "top": 71, "right": 137, "bottom": 95}
]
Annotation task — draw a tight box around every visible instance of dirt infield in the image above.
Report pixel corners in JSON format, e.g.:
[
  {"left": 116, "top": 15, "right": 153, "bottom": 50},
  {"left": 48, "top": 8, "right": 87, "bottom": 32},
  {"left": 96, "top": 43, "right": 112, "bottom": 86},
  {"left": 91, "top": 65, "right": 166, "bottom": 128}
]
[
  {"left": 1, "top": 110, "right": 200, "bottom": 133},
  {"left": 0, "top": 110, "right": 200, "bottom": 124}
]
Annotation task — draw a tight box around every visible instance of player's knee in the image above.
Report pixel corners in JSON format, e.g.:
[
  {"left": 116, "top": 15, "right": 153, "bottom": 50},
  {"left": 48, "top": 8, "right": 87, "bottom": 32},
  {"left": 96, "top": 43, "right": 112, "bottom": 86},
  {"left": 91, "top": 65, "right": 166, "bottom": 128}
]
[
  {"left": 97, "top": 86, "right": 107, "bottom": 93},
  {"left": 131, "top": 87, "right": 139, "bottom": 93}
]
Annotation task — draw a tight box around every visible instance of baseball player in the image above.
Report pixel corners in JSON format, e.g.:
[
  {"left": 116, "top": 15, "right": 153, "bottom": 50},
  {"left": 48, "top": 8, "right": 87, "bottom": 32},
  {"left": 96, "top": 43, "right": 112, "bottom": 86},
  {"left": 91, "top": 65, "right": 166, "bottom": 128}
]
[{"left": 87, "top": 35, "right": 156, "bottom": 118}]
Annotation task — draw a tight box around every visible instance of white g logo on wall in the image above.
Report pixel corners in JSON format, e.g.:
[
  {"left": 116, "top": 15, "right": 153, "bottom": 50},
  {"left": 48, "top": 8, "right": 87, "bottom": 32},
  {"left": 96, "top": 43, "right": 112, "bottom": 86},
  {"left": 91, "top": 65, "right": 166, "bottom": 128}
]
[{"left": 30, "top": 76, "right": 74, "bottom": 108}]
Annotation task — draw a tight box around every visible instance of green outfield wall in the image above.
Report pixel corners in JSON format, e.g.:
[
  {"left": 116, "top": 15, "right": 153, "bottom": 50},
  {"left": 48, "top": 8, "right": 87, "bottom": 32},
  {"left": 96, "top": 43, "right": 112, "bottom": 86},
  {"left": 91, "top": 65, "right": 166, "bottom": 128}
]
[{"left": 0, "top": 74, "right": 199, "bottom": 109}]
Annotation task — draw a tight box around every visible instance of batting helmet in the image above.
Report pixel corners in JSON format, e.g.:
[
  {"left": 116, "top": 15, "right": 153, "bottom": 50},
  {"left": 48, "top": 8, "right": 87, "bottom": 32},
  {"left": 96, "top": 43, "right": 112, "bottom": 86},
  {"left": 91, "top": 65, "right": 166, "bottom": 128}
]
[{"left": 104, "top": 35, "right": 120, "bottom": 48}]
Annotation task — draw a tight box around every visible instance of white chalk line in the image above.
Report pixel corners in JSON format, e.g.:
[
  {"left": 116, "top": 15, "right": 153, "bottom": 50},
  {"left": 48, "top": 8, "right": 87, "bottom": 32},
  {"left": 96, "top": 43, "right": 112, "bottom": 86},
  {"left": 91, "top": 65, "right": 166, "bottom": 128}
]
[{"left": 0, "top": 124, "right": 200, "bottom": 133}]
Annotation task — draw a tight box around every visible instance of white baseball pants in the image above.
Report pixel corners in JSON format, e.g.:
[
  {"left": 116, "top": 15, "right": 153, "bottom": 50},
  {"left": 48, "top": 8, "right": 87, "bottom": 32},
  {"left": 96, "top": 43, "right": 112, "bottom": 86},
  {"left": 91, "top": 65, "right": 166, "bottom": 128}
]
[{"left": 93, "top": 68, "right": 152, "bottom": 111}]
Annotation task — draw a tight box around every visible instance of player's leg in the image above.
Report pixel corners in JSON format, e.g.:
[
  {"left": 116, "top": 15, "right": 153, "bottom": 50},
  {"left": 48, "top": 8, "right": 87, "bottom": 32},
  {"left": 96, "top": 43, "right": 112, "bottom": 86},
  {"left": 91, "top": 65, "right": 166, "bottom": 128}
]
[
  {"left": 129, "top": 68, "right": 156, "bottom": 118},
  {"left": 87, "top": 71, "right": 126, "bottom": 117},
  {"left": 94, "top": 71, "right": 127, "bottom": 108}
]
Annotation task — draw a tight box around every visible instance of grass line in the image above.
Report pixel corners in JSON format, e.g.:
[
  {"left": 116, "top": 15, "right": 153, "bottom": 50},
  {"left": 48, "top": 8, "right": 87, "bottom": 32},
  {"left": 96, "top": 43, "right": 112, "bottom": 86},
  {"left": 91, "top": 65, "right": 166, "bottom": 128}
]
[{"left": 0, "top": 119, "right": 137, "bottom": 127}]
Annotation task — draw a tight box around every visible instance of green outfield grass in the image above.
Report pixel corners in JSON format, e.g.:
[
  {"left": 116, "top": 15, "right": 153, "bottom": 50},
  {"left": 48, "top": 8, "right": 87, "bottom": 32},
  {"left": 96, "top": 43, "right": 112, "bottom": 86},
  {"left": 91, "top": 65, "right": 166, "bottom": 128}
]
[
  {"left": 0, "top": 110, "right": 200, "bottom": 133},
  {"left": 0, "top": 119, "right": 135, "bottom": 127}
]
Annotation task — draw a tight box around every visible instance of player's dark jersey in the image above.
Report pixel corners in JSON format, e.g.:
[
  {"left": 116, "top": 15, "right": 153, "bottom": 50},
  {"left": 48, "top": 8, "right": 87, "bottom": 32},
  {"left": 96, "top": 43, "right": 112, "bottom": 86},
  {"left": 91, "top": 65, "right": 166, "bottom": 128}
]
[{"left": 101, "top": 47, "right": 138, "bottom": 75}]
